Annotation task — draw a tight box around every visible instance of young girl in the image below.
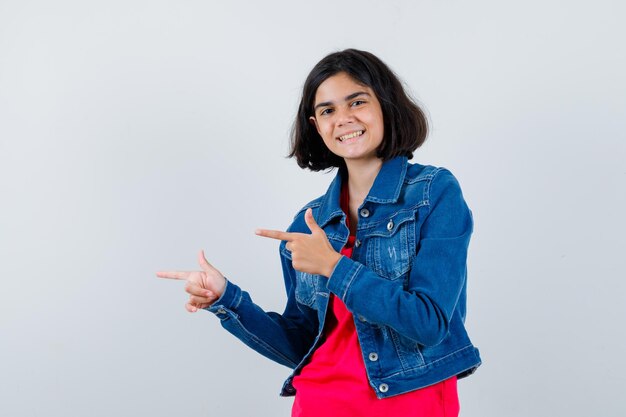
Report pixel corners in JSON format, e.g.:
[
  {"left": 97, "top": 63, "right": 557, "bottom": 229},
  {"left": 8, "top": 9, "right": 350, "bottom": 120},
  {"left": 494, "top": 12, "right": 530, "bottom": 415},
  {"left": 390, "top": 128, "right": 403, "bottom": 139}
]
[{"left": 157, "top": 49, "right": 481, "bottom": 416}]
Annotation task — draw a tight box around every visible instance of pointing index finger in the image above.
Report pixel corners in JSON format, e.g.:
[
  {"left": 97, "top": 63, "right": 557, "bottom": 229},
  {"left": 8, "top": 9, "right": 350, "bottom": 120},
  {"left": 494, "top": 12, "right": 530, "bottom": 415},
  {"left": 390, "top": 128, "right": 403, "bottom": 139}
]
[
  {"left": 255, "top": 229, "right": 297, "bottom": 242},
  {"left": 156, "top": 271, "right": 189, "bottom": 280}
]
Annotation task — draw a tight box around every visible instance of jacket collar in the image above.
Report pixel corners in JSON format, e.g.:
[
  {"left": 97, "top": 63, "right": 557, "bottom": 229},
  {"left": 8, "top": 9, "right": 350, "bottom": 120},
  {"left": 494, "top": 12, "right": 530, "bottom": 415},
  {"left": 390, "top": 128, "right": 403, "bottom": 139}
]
[{"left": 317, "top": 156, "right": 408, "bottom": 228}]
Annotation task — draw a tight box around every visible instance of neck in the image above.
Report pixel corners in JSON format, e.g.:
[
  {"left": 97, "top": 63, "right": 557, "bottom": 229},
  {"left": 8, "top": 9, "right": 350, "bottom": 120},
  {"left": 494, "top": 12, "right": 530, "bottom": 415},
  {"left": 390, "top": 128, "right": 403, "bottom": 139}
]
[{"left": 344, "top": 158, "right": 384, "bottom": 200}]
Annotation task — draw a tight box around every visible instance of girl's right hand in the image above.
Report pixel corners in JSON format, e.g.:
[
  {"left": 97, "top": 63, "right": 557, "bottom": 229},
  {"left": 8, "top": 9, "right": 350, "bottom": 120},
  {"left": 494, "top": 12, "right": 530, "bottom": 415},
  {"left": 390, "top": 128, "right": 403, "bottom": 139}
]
[{"left": 156, "top": 250, "right": 227, "bottom": 312}]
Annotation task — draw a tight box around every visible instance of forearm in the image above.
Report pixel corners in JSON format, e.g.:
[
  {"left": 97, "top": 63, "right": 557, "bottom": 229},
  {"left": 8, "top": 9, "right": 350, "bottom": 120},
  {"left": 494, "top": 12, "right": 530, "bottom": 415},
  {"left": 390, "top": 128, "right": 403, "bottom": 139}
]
[
  {"left": 206, "top": 279, "right": 317, "bottom": 368},
  {"left": 327, "top": 252, "right": 466, "bottom": 347}
]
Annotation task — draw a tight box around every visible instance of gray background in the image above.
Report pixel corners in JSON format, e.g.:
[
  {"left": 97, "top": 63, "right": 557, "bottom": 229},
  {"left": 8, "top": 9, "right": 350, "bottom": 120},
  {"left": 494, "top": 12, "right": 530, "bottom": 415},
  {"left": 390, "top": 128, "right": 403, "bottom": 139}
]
[{"left": 1, "top": 0, "right": 625, "bottom": 416}]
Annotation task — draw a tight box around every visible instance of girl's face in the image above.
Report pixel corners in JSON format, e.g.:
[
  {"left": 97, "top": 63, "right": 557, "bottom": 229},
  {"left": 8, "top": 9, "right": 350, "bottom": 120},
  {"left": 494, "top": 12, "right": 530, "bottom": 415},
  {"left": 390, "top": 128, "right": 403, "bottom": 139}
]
[{"left": 309, "top": 72, "right": 384, "bottom": 165}]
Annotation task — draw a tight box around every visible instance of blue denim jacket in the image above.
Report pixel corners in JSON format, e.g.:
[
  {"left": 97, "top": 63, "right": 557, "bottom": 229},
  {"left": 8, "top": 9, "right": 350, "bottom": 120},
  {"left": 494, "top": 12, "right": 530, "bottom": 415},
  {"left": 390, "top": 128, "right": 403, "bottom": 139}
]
[{"left": 207, "top": 156, "right": 481, "bottom": 398}]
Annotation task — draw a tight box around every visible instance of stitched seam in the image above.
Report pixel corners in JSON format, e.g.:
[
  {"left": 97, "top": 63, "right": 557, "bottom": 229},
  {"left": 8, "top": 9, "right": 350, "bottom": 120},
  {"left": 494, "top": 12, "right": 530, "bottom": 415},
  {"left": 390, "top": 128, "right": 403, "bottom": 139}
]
[
  {"left": 392, "top": 157, "right": 408, "bottom": 201},
  {"left": 382, "top": 344, "right": 476, "bottom": 377},
  {"left": 356, "top": 202, "right": 426, "bottom": 231},
  {"left": 423, "top": 167, "right": 443, "bottom": 204},
  {"left": 390, "top": 329, "right": 410, "bottom": 370},
  {"left": 366, "top": 196, "right": 395, "bottom": 204},
  {"left": 319, "top": 209, "right": 345, "bottom": 229},
  {"left": 405, "top": 173, "right": 435, "bottom": 185},
  {"left": 342, "top": 262, "right": 362, "bottom": 300}
]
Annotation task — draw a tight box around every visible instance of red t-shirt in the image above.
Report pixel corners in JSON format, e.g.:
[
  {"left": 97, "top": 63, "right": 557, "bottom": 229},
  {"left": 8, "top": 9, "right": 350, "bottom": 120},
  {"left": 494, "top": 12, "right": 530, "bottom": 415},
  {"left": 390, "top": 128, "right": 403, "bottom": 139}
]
[{"left": 291, "top": 181, "right": 459, "bottom": 417}]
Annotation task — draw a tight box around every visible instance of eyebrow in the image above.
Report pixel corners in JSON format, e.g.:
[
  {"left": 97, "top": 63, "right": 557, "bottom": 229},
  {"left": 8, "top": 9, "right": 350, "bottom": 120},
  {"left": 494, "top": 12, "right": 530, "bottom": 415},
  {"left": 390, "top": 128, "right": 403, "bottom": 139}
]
[{"left": 314, "top": 91, "right": 371, "bottom": 111}]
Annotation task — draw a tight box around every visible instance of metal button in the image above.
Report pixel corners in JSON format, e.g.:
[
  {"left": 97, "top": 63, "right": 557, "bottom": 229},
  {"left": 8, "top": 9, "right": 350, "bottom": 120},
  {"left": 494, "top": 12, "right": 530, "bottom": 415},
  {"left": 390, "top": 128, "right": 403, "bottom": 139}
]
[
  {"left": 368, "top": 352, "right": 379, "bottom": 362},
  {"left": 386, "top": 220, "right": 394, "bottom": 231},
  {"left": 359, "top": 208, "right": 370, "bottom": 218},
  {"left": 354, "top": 239, "right": 361, "bottom": 248},
  {"left": 379, "top": 383, "right": 389, "bottom": 393},
  {"left": 217, "top": 308, "right": 226, "bottom": 314},
  {"left": 358, "top": 315, "right": 367, "bottom": 322}
]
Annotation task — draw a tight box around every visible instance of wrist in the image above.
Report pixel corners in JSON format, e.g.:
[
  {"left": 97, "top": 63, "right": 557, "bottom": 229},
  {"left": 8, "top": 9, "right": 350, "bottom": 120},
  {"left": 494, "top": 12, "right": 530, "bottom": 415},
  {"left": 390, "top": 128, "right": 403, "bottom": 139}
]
[{"left": 325, "top": 252, "right": 342, "bottom": 277}]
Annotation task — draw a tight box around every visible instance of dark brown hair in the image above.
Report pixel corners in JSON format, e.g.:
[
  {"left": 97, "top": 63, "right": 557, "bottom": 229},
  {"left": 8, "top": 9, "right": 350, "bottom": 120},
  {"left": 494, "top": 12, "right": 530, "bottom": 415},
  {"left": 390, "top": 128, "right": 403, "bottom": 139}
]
[{"left": 289, "top": 49, "right": 429, "bottom": 171}]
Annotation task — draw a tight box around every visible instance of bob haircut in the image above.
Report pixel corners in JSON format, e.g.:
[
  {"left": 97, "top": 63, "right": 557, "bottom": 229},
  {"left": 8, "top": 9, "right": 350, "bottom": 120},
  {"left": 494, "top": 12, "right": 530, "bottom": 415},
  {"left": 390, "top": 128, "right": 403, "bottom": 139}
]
[{"left": 290, "top": 49, "right": 429, "bottom": 171}]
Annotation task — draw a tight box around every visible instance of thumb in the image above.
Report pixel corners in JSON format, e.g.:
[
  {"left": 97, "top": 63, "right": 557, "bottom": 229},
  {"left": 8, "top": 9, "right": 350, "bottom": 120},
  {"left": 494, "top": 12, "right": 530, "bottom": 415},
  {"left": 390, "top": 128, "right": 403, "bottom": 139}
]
[
  {"left": 304, "top": 208, "right": 322, "bottom": 234},
  {"left": 198, "top": 249, "right": 214, "bottom": 271}
]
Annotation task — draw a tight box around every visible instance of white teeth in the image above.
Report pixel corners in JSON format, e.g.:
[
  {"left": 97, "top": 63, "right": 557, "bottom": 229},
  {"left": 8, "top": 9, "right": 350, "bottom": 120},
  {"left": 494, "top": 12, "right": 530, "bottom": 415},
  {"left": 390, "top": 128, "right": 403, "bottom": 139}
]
[{"left": 339, "top": 130, "right": 364, "bottom": 141}]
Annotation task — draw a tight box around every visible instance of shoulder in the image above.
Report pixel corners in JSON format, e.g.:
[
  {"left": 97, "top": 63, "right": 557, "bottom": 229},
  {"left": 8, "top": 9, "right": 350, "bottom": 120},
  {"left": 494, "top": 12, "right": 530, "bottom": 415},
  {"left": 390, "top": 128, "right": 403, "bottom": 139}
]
[
  {"left": 405, "top": 162, "right": 458, "bottom": 185},
  {"left": 402, "top": 162, "right": 468, "bottom": 214},
  {"left": 404, "top": 161, "right": 440, "bottom": 184}
]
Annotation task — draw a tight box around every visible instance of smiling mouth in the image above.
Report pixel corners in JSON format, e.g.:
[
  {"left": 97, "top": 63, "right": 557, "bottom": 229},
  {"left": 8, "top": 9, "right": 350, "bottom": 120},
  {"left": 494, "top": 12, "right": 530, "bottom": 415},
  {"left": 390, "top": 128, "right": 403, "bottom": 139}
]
[{"left": 338, "top": 130, "right": 364, "bottom": 142}]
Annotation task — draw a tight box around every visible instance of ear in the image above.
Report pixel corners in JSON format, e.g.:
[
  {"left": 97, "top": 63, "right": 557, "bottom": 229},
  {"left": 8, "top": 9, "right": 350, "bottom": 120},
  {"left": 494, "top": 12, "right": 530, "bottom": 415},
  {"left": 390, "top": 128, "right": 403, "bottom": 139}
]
[{"left": 309, "top": 116, "right": 321, "bottom": 135}]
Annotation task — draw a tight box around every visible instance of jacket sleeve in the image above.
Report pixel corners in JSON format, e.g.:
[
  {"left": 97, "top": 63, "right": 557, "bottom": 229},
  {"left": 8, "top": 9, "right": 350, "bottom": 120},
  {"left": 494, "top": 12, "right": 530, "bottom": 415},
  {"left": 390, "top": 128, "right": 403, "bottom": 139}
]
[
  {"left": 326, "top": 168, "right": 473, "bottom": 347},
  {"left": 204, "top": 247, "right": 319, "bottom": 368}
]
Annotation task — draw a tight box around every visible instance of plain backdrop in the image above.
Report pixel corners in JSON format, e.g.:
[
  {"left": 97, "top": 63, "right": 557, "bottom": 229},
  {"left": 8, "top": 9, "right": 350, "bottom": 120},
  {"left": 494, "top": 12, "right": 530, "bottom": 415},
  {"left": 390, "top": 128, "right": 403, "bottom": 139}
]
[{"left": 1, "top": 1, "right": 625, "bottom": 416}]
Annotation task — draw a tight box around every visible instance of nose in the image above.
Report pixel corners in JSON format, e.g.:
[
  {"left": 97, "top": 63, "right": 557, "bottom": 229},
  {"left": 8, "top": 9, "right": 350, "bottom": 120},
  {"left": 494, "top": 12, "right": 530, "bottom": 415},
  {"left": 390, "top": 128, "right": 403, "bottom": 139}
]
[{"left": 335, "top": 106, "right": 355, "bottom": 127}]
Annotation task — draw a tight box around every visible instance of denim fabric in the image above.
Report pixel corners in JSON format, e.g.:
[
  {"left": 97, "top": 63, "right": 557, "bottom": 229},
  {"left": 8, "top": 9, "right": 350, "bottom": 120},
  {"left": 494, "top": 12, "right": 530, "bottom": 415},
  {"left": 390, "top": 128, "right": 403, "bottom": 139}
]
[{"left": 206, "top": 156, "right": 481, "bottom": 398}]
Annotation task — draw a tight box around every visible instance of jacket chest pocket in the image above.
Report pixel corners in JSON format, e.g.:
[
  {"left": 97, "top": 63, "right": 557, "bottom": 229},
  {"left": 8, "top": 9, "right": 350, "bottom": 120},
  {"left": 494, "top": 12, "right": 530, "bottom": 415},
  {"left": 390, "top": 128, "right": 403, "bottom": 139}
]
[
  {"left": 282, "top": 245, "right": 328, "bottom": 308},
  {"left": 294, "top": 271, "right": 326, "bottom": 307},
  {"left": 364, "top": 211, "right": 416, "bottom": 280}
]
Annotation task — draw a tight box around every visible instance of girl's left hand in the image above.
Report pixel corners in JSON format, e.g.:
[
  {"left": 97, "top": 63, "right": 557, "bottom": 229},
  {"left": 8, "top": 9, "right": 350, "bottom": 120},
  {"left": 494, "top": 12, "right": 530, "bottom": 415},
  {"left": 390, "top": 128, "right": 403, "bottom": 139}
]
[
  {"left": 156, "top": 250, "right": 227, "bottom": 312},
  {"left": 256, "top": 208, "right": 342, "bottom": 277}
]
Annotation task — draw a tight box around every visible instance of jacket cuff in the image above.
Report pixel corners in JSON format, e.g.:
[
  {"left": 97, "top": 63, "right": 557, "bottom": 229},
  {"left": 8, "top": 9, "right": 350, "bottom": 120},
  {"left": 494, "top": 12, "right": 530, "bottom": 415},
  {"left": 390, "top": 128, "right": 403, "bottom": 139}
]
[
  {"left": 326, "top": 256, "right": 363, "bottom": 300},
  {"left": 204, "top": 278, "right": 243, "bottom": 320}
]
